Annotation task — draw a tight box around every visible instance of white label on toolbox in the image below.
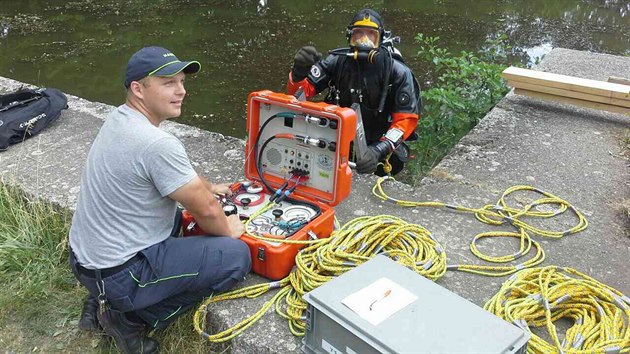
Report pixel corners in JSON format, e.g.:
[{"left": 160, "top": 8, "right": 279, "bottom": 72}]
[
  {"left": 342, "top": 277, "right": 417, "bottom": 326},
  {"left": 321, "top": 339, "right": 343, "bottom": 354}
]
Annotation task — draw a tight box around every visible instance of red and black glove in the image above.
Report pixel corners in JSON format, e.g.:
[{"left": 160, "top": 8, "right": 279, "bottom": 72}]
[{"left": 291, "top": 46, "right": 322, "bottom": 82}]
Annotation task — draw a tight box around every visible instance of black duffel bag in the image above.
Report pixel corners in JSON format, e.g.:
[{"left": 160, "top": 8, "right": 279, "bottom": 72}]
[{"left": 0, "top": 87, "right": 68, "bottom": 151}]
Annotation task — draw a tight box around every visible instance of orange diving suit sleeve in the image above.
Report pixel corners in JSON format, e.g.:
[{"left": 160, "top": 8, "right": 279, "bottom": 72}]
[
  {"left": 390, "top": 112, "right": 419, "bottom": 140},
  {"left": 287, "top": 72, "right": 317, "bottom": 99}
]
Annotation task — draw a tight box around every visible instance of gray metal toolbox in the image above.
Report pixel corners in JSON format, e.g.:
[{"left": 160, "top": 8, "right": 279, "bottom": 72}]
[{"left": 302, "top": 255, "right": 529, "bottom": 354}]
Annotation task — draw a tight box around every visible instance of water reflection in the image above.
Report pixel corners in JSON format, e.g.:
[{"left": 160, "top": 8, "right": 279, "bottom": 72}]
[
  {"left": 563, "top": 0, "right": 629, "bottom": 24},
  {"left": 257, "top": 0, "right": 268, "bottom": 15},
  {"left": 522, "top": 42, "right": 554, "bottom": 65},
  {"left": 0, "top": 23, "right": 8, "bottom": 38}
]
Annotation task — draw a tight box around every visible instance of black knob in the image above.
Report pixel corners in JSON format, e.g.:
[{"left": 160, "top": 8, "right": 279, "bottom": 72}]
[
  {"left": 272, "top": 209, "right": 283, "bottom": 221},
  {"left": 241, "top": 197, "right": 251, "bottom": 208},
  {"left": 223, "top": 204, "right": 237, "bottom": 216}
]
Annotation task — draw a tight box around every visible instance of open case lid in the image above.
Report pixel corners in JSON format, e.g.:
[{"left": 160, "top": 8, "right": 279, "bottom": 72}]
[{"left": 245, "top": 90, "right": 356, "bottom": 206}]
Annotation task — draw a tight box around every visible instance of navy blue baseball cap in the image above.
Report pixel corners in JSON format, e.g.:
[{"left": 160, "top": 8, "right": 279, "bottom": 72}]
[{"left": 124, "top": 46, "right": 201, "bottom": 88}]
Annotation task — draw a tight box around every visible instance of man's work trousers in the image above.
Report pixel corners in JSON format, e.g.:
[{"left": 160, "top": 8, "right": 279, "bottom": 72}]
[{"left": 69, "top": 235, "right": 251, "bottom": 329}]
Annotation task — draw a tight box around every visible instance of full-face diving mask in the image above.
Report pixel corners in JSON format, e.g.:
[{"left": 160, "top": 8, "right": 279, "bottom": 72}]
[{"left": 349, "top": 27, "right": 380, "bottom": 49}]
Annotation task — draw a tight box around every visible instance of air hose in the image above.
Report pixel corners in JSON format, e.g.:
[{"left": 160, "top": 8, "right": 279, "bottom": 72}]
[
  {"left": 485, "top": 266, "right": 630, "bottom": 353},
  {"left": 373, "top": 177, "right": 588, "bottom": 276},
  {"left": 193, "top": 215, "right": 446, "bottom": 341}
]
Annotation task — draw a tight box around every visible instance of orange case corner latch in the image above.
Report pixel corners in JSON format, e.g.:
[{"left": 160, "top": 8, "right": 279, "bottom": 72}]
[{"left": 257, "top": 247, "right": 266, "bottom": 262}]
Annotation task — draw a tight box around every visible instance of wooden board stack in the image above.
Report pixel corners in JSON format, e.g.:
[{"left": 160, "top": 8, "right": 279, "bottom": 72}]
[{"left": 502, "top": 66, "right": 630, "bottom": 115}]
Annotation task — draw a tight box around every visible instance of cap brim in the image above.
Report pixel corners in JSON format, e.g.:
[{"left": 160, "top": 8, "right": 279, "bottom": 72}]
[{"left": 150, "top": 60, "right": 201, "bottom": 77}]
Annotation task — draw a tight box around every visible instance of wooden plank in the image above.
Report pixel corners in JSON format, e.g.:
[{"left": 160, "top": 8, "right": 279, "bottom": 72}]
[
  {"left": 507, "top": 80, "right": 630, "bottom": 108},
  {"left": 502, "top": 67, "right": 630, "bottom": 101},
  {"left": 513, "top": 88, "right": 630, "bottom": 116},
  {"left": 608, "top": 76, "right": 630, "bottom": 86}
]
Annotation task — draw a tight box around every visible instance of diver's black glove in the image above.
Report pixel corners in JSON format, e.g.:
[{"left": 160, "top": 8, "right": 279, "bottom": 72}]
[
  {"left": 292, "top": 46, "right": 322, "bottom": 82},
  {"left": 356, "top": 141, "right": 391, "bottom": 174}
]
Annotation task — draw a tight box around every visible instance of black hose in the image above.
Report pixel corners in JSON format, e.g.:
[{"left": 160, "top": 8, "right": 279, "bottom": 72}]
[
  {"left": 256, "top": 135, "right": 279, "bottom": 194},
  {"left": 378, "top": 48, "right": 393, "bottom": 113},
  {"left": 328, "top": 47, "right": 351, "bottom": 56},
  {"left": 252, "top": 113, "right": 293, "bottom": 192},
  {"left": 328, "top": 46, "right": 393, "bottom": 113}
]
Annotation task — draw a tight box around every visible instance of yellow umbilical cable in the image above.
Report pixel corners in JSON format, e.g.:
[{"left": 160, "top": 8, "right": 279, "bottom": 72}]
[
  {"left": 372, "top": 177, "right": 588, "bottom": 276},
  {"left": 193, "top": 278, "right": 291, "bottom": 342},
  {"left": 280, "top": 216, "right": 447, "bottom": 337},
  {"left": 193, "top": 215, "right": 447, "bottom": 340},
  {"left": 381, "top": 154, "right": 393, "bottom": 175},
  {"left": 485, "top": 266, "right": 630, "bottom": 353}
]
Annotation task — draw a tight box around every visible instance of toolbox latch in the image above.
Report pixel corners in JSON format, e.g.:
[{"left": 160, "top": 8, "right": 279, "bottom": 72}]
[
  {"left": 305, "top": 305, "right": 313, "bottom": 331},
  {"left": 257, "top": 247, "right": 266, "bottom": 262}
]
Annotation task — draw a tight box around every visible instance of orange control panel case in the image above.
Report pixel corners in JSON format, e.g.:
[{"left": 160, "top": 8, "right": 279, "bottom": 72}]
[
  {"left": 182, "top": 91, "right": 355, "bottom": 279},
  {"left": 241, "top": 91, "right": 355, "bottom": 279}
]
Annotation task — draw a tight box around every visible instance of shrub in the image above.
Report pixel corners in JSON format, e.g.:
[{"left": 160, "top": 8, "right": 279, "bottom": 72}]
[{"left": 407, "top": 34, "right": 511, "bottom": 182}]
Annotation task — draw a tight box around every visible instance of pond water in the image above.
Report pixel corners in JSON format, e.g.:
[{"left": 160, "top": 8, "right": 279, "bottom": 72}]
[{"left": 1, "top": 0, "right": 629, "bottom": 137}]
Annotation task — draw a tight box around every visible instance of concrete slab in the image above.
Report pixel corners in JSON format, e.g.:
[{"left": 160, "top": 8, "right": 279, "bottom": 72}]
[{"left": 1, "top": 48, "right": 628, "bottom": 353}]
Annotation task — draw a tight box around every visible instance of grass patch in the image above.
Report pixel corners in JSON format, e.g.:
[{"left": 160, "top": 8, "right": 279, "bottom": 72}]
[
  {"left": 0, "top": 182, "right": 76, "bottom": 330},
  {"left": 0, "top": 181, "right": 87, "bottom": 351},
  {"left": 0, "top": 182, "right": 212, "bottom": 353}
]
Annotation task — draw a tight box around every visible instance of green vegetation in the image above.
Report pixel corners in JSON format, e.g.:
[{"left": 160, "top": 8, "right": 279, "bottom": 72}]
[
  {"left": 0, "top": 182, "right": 209, "bottom": 353},
  {"left": 0, "top": 183, "right": 75, "bottom": 328},
  {"left": 406, "top": 34, "right": 511, "bottom": 183},
  {"left": 0, "top": 182, "right": 83, "bottom": 351}
]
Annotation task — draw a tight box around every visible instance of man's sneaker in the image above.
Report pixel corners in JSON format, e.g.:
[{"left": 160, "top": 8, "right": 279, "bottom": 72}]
[
  {"left": 78, "top": 294, "right": 101, "bottom": 331},
  {"left": 97, "top": 307, "right": 159, "bottom": 354}
]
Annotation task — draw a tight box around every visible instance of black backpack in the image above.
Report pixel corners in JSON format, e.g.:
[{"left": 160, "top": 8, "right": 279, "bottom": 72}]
[{"left": 0, "top": 87, "right": 68, "bottom": 151}]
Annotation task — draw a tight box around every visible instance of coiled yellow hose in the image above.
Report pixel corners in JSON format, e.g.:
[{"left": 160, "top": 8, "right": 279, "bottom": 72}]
[
  {"left": 373, "top": 177, "right": 588, "bottom": 276},
  {"left": 193, "top": 215, "right": 446, "bottom": 340},
  {"left": 485, "top": 266, "right": 630, "bottom": 353}
]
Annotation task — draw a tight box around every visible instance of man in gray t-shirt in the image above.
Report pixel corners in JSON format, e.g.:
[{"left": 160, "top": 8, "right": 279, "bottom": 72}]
[{"left": 68, "top": 46, "right": 250, "bottom": 354}]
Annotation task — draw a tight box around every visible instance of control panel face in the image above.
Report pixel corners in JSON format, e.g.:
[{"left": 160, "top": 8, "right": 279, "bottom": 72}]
[
  {"left": 246, "top": 91, "right": 355, "bottom": 207},
  {"left": 257, "top": 104, "right": 341, "bottom": 194}
]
